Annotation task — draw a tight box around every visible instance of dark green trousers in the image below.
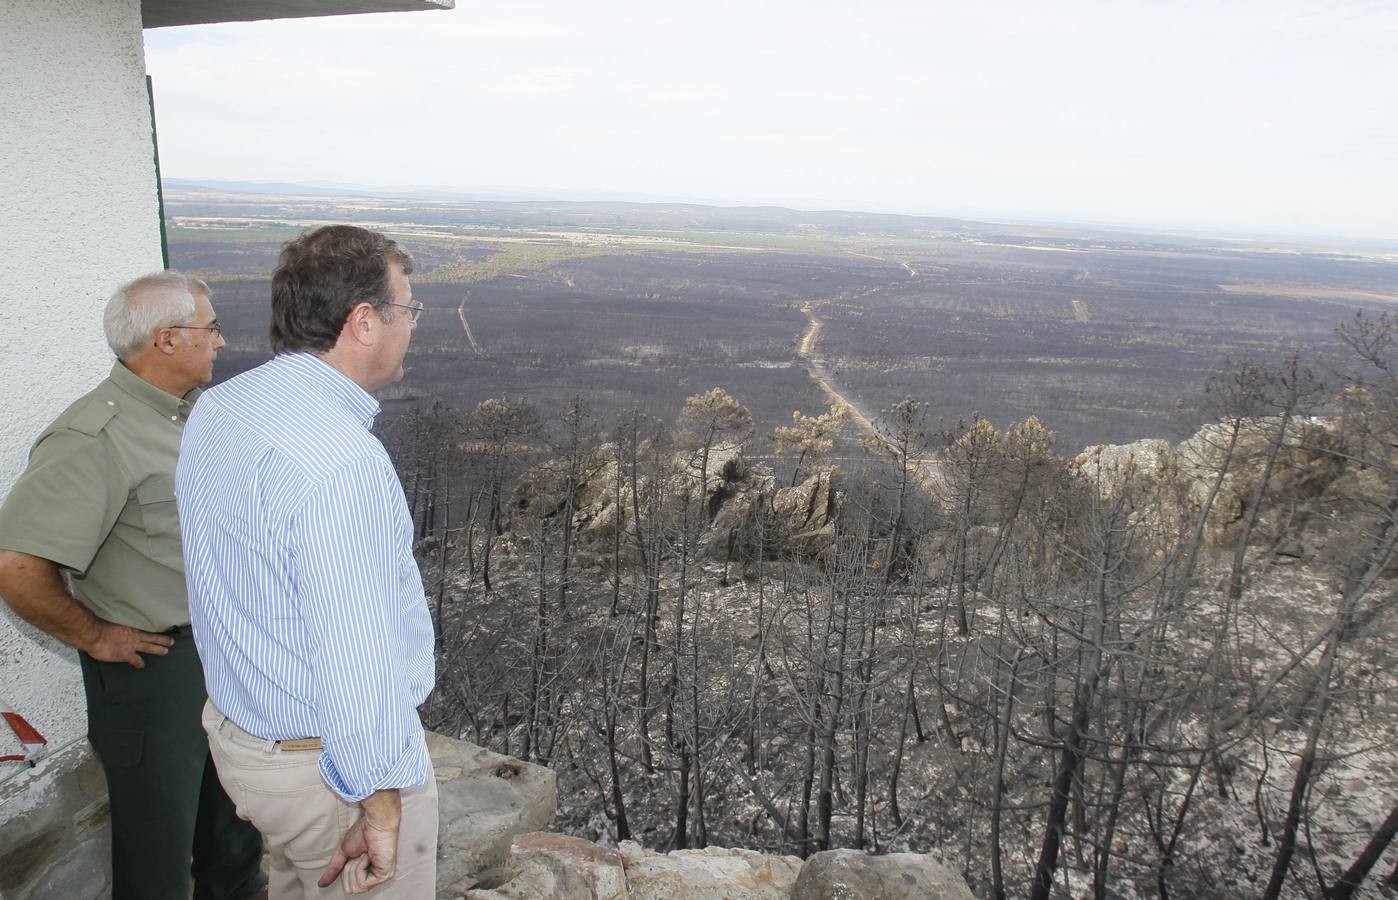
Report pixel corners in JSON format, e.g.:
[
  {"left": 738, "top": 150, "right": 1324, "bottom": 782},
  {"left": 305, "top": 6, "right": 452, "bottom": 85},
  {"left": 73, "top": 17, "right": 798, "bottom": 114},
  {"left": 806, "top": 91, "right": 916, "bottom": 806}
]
[{"left": 81, "top": 631, "right": 265, "bottom": 900}]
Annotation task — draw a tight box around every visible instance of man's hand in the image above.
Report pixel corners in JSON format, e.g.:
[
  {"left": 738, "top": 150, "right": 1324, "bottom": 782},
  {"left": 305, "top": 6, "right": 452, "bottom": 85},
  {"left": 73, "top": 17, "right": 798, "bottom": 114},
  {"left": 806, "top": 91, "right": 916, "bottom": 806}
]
[
  {"left": 319, "top": 789, "right": 402, "bottom": 894},
  {"left": 0, "top": 549, "right": 172, "bottom": 667},
  {"left": 82, "top": 620, "right": 173, "bottom": 668}
]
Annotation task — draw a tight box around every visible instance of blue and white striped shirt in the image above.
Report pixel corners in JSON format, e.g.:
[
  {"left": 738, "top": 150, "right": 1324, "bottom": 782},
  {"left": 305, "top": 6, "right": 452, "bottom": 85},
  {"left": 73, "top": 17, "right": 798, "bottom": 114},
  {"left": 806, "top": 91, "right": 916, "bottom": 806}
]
[{"left": 176, "top": 352, "right": 434, "bottom": 802}]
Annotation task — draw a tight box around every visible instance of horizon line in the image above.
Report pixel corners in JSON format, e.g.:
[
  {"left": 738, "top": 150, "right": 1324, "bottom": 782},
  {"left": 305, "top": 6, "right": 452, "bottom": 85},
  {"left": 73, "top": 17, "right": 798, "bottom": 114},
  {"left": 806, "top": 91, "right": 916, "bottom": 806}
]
[{"left": 160, "top": 175, "right": 1398, "bottom": 250}]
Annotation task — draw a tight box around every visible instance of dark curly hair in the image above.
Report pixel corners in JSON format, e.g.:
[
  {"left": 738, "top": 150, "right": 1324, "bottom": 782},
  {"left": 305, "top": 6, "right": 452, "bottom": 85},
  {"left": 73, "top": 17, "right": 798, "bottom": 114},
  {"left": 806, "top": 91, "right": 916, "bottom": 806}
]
[{"left": 269, "top": 225, "right": 414, "bottom": 354}]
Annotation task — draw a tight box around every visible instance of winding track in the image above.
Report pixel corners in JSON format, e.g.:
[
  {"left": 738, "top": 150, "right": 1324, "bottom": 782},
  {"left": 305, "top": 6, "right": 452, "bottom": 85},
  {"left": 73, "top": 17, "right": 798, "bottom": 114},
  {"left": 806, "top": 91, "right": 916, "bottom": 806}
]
[
  {"left": 797, "top": 305, "right": 877, "bottom": 437},
  {"left": 457, "top": 292, "right": 481, "bottom": 351},
  {"left": 795, "top": 303, "right": 944, "bottom": 494}
]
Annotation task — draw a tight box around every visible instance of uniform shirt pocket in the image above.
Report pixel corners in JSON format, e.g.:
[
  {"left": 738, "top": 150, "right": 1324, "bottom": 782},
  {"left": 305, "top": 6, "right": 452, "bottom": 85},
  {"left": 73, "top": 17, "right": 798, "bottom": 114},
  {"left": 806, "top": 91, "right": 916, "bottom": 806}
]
[{"left": 136, "top": 474, "right": 183, "bottom": 570}]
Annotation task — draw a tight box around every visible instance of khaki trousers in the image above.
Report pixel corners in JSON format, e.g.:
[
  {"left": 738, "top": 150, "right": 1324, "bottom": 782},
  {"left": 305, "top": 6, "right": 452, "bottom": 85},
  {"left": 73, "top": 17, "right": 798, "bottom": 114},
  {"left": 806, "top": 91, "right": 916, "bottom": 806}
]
[{"left": 202, "top": 700, "right": 438, "bottom": 899}]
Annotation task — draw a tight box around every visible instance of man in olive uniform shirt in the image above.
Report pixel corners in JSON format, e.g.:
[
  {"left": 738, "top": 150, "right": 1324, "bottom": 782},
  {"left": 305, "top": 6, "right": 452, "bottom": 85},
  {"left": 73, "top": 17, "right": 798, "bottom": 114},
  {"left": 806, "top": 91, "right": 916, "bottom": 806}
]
[{"left": 0, "top": 273, "right": 264, "bottom": 900}]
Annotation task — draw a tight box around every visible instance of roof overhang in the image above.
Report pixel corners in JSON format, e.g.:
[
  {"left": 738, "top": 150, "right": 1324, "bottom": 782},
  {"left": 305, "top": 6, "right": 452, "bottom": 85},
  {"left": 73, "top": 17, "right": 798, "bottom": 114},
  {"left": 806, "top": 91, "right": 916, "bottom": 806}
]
[{"left": 143, "top": 0, "right": 453, "bottom": 29}]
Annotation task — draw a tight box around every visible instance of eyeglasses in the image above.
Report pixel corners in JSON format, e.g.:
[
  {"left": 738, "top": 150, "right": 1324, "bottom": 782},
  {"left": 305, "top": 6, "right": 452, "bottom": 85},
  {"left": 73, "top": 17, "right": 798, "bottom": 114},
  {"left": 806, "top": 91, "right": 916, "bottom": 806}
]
[
  {"left": 383, "top": 301, "right": 424, "bottom": 323},
  {"left": 170, "top": 321, "right": 222, "bottom": 337}
]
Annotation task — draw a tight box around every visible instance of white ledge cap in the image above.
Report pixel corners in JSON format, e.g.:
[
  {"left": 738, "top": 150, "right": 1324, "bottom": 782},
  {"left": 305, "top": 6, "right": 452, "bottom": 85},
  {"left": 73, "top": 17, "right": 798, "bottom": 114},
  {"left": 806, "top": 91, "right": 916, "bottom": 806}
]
[{"left": 143, "top": 0, "right": 453, "bottom": 29}]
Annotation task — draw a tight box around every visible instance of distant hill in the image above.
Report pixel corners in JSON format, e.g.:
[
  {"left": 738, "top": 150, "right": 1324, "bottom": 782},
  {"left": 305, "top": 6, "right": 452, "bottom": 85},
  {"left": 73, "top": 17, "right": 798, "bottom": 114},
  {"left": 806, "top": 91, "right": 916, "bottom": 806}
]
[{"left": 163, "top": 177, "right": 989, "bottom": 237}]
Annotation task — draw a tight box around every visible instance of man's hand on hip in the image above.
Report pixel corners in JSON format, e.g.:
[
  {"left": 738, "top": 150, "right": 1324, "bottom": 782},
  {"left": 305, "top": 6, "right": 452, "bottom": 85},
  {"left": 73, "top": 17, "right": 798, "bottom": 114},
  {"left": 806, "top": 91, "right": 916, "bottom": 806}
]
[
  {"left": 320, "top": 788, "right": 402, "bottom": 894},
  {"left": 83, "top": 620, "right": 174, "bottom": 668}
]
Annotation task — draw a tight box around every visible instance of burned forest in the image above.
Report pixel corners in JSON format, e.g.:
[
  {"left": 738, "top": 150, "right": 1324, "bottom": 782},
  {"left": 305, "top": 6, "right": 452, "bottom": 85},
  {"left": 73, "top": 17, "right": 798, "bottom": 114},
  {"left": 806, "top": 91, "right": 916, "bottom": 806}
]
[
  {"left": 392, "top": 329, "right": 1396, "bottom": 898},
  {"left": 166, "top": 187, "right": 1398, "bottom": 897}
]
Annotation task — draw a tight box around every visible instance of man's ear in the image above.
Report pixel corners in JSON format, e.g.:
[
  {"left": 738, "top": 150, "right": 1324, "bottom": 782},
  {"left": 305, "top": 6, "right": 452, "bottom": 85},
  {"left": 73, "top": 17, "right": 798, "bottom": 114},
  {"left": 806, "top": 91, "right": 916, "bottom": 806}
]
[
  {"left": 349, "top": 299, "right": 394, "bottom": 347},
  {"left": 343, "top": 301, "right": 371, "bottom": 345},
  {"left": 152, "top": 326, "right": 179, "bottom": 356}
]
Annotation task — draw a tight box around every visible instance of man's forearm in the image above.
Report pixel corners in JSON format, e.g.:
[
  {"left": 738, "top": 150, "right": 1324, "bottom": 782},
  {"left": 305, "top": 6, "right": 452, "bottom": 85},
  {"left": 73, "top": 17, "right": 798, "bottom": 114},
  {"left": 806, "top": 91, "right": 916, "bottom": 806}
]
[
  {"left": 360, "top": 788, "right": 402, "bottom": 831},
  {"left": 0, "top": 549, "right": 172, "bottom": 666},
  {"left": 320, "top": 787, "right": 404, "bottom": 892},
  {"left": 0, "top": 550, "right": 104, "bottom": 649}
]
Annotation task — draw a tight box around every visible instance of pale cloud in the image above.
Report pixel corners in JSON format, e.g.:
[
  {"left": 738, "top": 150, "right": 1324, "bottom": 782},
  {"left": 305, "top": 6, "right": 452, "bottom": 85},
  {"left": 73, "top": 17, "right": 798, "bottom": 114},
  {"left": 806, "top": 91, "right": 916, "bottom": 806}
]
[{"left": 143, "top": 0, "right": 1398, "bottom": 238}]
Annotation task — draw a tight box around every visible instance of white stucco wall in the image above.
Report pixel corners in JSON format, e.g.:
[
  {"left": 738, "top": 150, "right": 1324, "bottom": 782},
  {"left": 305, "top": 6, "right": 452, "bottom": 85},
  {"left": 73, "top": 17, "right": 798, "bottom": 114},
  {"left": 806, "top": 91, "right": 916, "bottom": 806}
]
[{"left": 0, "top": 0, "right": 165, "bottom": 759}]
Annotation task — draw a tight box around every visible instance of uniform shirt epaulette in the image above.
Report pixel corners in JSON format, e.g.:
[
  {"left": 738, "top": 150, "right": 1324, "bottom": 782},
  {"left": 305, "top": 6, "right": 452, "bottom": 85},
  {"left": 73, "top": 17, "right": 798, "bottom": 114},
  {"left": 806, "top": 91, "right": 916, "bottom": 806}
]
[{"left": 66, "top": 400, "right": 120, "bottom": 437}]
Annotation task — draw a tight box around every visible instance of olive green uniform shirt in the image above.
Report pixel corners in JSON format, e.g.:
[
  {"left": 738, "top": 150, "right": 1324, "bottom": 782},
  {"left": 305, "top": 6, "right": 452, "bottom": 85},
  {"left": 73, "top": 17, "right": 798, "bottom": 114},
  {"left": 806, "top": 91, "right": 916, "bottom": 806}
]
[{"left": 0, "top": 362, "right": 199, "bottom": 632}]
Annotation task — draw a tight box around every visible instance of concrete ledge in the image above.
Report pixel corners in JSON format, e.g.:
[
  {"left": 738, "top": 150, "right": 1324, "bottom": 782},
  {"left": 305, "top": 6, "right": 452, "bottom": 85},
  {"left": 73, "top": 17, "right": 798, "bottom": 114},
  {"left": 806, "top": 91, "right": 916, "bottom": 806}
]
[{"left": 0, "top": 742, "right": 111, "bottom": 900}]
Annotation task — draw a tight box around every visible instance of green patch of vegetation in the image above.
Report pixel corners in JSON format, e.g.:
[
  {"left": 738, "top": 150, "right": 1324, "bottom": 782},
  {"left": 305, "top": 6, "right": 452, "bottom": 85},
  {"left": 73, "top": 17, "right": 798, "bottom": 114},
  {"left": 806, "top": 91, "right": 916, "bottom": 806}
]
[
  {"left": 167, "top": 223, "right": 306, "bottom": 243},
  {"left": 415, "top": 241, "right": 621, "bottom": 283},
  {"left": 196, "top": 273, "right": 273, "bottom": 284},
  {"left": 602, "top": 229, "right": 831, "bottom": 252}
]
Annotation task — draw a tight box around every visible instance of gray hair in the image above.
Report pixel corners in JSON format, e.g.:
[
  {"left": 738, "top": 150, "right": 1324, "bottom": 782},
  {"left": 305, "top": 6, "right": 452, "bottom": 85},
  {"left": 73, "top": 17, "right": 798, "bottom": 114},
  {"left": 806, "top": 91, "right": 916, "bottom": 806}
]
[{"left": 103, "top": 272, "right": 209, "bottom": 360}]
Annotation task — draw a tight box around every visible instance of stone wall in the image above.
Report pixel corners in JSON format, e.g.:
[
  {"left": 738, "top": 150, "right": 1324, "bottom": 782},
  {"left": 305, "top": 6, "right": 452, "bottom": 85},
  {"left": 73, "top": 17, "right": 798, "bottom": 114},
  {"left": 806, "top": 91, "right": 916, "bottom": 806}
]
[
  {"left": 466, "top": 835, "right": 975, "bottom": 900},
  {"left": 2, "top": 730, "right": 972, "bottom": 900},
  {"left": 0, "top": 732, "right": 557, "bottom": 900}
]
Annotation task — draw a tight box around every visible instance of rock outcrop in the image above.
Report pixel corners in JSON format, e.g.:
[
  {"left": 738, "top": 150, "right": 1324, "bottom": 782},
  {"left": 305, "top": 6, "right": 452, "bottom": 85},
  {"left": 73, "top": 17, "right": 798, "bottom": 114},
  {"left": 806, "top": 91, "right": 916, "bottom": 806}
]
[
  {"left": 769, "top": 470, "right": 839, "bottom": 562},
  {"left": 431, "top": 732, "right": 559, "bottom": 898},
  {"left": 618, "top": 841, "right": 802, "bottom": 899},
  {"left": 1074, "top": 417, "right": 1347, "bottom": 549},
  {"left": 467, "top": 832, "right": 627, "bottom": 899},
  {"left": 791, "top": 849, "right": 975, "bottom": 900},
  {"left": 509, "top": 444, "right": 841, "bottom": 565}
]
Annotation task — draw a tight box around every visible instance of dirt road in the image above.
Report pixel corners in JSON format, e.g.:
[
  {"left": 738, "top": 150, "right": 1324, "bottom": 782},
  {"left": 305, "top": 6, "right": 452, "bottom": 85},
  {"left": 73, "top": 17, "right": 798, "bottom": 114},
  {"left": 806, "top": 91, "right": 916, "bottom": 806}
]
[
  {"left": 796, "top": 305, "right": 943, "bottom": 494},
  {"left": 797, "top": 305, "right": 877, "bottom": 436},
  {"left": 458, "top": 293, "right": 481, "bottom": 351}
]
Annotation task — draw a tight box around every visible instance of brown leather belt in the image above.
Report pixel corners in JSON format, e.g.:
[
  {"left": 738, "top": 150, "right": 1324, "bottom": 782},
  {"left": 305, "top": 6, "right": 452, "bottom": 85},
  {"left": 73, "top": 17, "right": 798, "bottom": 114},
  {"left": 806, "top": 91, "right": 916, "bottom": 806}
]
[{"left": 277, "top": 737, "right": 323, "bottom": 751}]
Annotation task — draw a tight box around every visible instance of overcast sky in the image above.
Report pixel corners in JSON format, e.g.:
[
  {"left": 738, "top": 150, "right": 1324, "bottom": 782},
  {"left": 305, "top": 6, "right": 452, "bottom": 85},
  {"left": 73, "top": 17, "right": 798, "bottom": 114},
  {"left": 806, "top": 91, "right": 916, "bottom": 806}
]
[{"left": 143, "top": 0, "right": 1398, "bottom": 240}]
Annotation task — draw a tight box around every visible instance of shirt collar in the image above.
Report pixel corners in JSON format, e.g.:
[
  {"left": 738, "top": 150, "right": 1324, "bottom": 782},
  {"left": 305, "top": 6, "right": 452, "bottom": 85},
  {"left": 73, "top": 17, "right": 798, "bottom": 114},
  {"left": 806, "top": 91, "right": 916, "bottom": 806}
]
[
  {"left": 108, "top": 361, "right": 199, "bottom": 422},
  {"left": 275, "top": 352, "right": 381, "bottom": 428}
]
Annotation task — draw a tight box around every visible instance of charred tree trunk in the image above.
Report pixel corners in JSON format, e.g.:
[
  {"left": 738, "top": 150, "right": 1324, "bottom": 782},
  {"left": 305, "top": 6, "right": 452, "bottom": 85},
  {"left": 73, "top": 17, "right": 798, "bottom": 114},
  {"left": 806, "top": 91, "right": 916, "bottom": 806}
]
[
  {"left": 1325, "top": 801, "right": 1398, "bottom": 900},
  {"left": 816, "top": 576, "right": 851, "bottom": 852},
  {"left": 522, "top": 519, "right": 551, "bottom": 762},
  {"left": 1261, "top": 685, "right": 1331, "bottom": 900},
  {"left": 990, "top": 649, "right": 1023, "bottom": 900},
  {"left": 668, "top": 499, "right": 692, "bottom": 849},
  {"left": 605, "top": 692, "right": 631, "bottom": 841},
  {"left": 1030, "top": 687, "right": 1092, "bottom": 900},
  {"left": 888, "top": 664, "right": 915, "bottom": 830}
]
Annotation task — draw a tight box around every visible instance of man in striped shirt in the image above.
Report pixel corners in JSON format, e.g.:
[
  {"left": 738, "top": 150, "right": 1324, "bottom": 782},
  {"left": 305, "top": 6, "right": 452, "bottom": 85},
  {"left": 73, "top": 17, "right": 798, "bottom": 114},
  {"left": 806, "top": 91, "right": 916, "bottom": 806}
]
[{"left": 177, "top": 226, "right": 437, "bottom": 897}]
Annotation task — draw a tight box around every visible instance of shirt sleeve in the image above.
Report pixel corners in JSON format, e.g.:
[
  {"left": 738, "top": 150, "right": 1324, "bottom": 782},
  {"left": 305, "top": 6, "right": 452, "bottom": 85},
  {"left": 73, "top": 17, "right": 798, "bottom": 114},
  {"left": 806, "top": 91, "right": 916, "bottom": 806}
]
[
  {"left": 0, "top": 429, "right": 122, "bottom": 574},
  {"left": 289, "top": 456, "right": 428, "bottom": 802}
]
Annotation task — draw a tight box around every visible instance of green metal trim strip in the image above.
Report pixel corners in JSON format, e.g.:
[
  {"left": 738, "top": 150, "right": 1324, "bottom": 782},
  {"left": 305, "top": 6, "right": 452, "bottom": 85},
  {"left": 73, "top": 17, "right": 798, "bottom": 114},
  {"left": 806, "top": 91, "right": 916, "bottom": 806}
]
[{"left": 147, "top": 75, "right": 169, "bottom": 270}]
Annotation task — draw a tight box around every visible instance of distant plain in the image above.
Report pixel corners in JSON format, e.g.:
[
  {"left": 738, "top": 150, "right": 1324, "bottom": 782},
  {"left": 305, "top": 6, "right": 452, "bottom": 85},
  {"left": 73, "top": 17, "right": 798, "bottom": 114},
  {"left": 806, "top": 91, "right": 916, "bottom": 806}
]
[{"left": 166, "top": 183, "right": 1398, "bottom": 451}]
